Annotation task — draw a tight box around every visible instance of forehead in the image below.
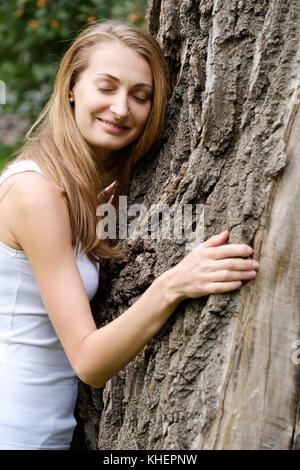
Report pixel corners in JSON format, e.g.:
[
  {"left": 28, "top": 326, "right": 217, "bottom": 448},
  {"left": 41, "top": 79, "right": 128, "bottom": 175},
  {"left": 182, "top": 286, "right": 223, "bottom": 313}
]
[{"left": 83, "top": 40, "right": 153, "bottom": 84}]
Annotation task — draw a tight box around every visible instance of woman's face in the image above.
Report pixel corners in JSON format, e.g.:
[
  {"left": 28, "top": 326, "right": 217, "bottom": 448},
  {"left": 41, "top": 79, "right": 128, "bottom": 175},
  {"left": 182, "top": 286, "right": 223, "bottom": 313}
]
[{"left": 70, "top": 40, "right": 153, "bottom": 159}]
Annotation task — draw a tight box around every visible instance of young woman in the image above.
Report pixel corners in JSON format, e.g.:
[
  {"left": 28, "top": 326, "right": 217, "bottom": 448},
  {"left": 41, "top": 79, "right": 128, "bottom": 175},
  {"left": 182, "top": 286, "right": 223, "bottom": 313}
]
[{"left": 0, "top": 20, "right": 259, "bottom": 450}]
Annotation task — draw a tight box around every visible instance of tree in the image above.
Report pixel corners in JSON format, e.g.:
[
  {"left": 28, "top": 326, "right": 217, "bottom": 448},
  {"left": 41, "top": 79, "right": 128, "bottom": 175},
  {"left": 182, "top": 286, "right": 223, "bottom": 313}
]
[{"left": 72, "top": 0, "right": 300, "bottom": 450}]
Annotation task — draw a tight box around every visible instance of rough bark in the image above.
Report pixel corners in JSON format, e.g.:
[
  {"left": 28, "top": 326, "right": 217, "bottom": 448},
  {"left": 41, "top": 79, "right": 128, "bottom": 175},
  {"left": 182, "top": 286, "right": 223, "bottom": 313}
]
[{"left": 72, "top": 0, "right": 300, "bottom": 450}]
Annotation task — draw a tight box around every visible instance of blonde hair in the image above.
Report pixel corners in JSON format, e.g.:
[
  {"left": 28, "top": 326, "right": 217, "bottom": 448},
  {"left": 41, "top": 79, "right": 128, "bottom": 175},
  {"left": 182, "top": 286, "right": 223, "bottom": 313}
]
[{"left": 6, "top": 20, "right": 170, "bottom": 265}]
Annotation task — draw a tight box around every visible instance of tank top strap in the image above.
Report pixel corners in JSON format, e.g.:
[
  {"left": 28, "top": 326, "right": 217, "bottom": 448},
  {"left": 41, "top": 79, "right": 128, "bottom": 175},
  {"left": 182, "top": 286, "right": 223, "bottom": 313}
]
[{"left": 0, "top": 160, "right": 44, "bottom": 184}]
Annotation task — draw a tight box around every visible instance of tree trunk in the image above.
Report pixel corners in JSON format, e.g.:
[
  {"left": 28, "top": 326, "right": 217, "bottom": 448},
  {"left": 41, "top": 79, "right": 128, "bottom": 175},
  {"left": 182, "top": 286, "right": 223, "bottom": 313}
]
[{"left": 72, "top": 0, "right": 300, "bottom": 450}]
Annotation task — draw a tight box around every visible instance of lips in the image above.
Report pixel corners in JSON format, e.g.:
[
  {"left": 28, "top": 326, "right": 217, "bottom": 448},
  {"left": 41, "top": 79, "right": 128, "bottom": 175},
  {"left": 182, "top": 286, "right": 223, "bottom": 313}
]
[{"left": 97, "top": 118, "right": 129, "bottom": 129}]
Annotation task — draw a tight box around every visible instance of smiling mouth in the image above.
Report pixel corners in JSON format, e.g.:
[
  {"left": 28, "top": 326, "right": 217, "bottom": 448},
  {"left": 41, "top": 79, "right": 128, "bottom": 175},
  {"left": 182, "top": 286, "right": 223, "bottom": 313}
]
[{"left": 97, "top": 118, "right": 129, "bottom": 130}]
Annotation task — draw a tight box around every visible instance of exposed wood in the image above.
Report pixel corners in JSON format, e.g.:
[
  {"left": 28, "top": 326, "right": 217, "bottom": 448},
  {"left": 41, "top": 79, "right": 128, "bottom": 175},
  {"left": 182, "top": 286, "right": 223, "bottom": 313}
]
[{"left": 203, "top": 104, "right": 300, "bottom": 450}]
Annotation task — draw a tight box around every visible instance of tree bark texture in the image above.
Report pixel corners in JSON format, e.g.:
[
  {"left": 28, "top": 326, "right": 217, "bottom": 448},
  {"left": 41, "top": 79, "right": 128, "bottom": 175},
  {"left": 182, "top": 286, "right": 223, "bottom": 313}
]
[{"left": 72, "top": 0, "right": 300, "bottom": 450}]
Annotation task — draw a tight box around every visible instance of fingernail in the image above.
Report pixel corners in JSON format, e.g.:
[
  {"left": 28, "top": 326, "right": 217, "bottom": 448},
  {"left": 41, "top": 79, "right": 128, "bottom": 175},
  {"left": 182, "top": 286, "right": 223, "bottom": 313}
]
[
  {"left": 109, "top": 194, "right": 115, "bottom": 203},
  {"left": 247, "top": 247, "right": 253, "bottom": 255},
  {"left": 248, "top": 271, "right": 256, "bottom": 277}
]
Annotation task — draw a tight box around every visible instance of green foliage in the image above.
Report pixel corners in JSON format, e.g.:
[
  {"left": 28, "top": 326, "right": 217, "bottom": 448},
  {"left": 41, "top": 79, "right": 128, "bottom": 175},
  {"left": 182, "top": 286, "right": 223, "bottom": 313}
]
[
  {"left": 0, "top": 141, "right": 22, "bottom": 171},
  {"left": 0, "top": 0, "right": 147, "bottom": 121}
]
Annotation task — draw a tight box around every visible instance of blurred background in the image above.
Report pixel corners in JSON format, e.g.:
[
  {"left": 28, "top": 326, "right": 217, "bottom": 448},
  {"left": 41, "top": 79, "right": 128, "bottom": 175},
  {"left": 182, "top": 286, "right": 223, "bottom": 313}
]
[{"left": 0, "top": 0, "right": 147, "bottom": 170}]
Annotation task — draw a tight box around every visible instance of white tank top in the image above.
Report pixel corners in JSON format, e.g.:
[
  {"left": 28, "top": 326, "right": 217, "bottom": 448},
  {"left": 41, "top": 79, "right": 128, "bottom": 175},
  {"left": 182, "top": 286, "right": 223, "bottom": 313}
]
[{"left": 0, "top": 160, "right": 100, "bottom": 450}]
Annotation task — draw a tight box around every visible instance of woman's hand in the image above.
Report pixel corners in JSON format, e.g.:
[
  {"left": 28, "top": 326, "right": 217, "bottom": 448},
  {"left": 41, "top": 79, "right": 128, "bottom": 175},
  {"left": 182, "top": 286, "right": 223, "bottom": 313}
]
[
  {"left": 165, "top": 230, "right": 259, "bottom": 301},
  {"left": 98, "top": 180, "right": 118, "bottom": 204}
]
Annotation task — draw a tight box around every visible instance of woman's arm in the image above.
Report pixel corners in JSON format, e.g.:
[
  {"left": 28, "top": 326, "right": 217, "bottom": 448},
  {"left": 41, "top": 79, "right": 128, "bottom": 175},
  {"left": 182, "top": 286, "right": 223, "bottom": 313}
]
[
  {"left": 9, "top": 174, "right": 258, "bottom": 388},
  {"left": 77, "top": 231, "right": 257, "bottom": 387}
]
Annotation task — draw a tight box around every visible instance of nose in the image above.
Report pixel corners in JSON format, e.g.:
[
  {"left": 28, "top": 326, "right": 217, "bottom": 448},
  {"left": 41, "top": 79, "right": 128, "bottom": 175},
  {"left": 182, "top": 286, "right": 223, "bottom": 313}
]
[{"left": 110, "top": 91, "right": 129, "bottom": 119}]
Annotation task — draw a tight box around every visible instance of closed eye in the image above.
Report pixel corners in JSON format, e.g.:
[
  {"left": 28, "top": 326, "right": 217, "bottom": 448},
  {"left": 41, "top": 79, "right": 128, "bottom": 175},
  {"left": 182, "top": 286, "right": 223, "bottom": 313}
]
[
  {"left": 97, "top": 88, "right": 150, "bottom": 103},
  {"left": 133, "top": 96, "right": 148, "bottom": 103},
  {"left": 97, "top": 88, "right": 113, "bottom": 92}
]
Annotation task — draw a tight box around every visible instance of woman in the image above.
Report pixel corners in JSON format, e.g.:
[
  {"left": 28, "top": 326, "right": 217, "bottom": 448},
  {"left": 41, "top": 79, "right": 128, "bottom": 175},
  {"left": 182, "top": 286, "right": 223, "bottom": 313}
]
[{"left": 0, "top": 20, "right": 259, "bottom": 450}]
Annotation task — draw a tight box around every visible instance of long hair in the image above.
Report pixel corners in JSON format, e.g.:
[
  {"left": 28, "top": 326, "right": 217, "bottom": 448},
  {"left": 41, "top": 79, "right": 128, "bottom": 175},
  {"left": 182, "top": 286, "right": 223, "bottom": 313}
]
[{"left": 6, "top": 20, "right": 170, "bottom": 265}]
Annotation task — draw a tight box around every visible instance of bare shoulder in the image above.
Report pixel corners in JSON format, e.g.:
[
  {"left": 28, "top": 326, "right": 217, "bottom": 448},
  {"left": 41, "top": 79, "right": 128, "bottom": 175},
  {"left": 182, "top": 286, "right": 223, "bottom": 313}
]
[
  {"left": 8, "top": 172, "right": 72, "bottom": 249},
  {"left": 11, "top": 171, "right": 65, "bottom": 205}
]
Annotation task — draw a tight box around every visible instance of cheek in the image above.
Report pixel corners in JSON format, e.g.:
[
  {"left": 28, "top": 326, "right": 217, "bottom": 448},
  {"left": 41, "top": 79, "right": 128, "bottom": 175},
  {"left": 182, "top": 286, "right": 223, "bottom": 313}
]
[
  {"left": 76, "top": 88, "right": 100, "bottom": 111},
  {"left": 74, "top": 96, "right": 98, "bottom": 126}
]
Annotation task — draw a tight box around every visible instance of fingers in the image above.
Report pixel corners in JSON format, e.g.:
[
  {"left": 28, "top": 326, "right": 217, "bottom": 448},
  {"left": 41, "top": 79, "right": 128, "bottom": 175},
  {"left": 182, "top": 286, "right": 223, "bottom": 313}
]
[
  {"left": 172, "top": 230, "right": 259, "bottom": 300},
  {"left": 207, "top": 243, "right": 253, "bottom": 260},
  {"left": 206, "top": 269, "right": 257, "bottom": 283},
  {"left": 200, "top": 231, "right": 253, "bottom": 260},
  {"left": 206, "top": 281, "right": 242, "bottom": 294},
  {"left": 209, "top": 258, "right": 259, "bottom": 272},
  {"left": 202, "top": 230, "right": 229, "bottom": 248},
  {"left": 102, "top": 180, "right": 117, "bottom": 195},
  {"left": 100, "top": 181, "right": 118, "bottom": 203},
  {"left": 104, "top": 180, "right": 117, "bottom": 191}
]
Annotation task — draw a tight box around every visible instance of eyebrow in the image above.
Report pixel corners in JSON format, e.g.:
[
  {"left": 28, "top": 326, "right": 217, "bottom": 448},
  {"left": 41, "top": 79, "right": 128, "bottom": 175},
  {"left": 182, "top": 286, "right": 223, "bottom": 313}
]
[{"left": 95, "top": 73, "right": 153, "bottom": 90}]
